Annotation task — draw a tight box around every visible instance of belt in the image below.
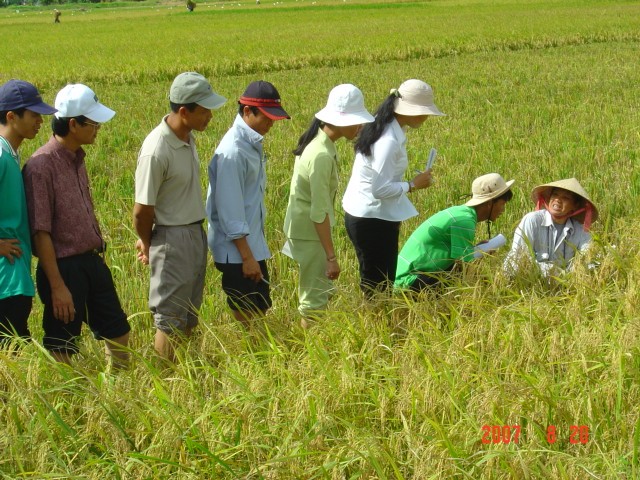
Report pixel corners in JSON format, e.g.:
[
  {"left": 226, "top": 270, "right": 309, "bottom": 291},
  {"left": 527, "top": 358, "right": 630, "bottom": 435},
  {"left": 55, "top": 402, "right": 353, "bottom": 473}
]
[
  {"left": 85, "top": 243, "right": 106, "bottom": 256},
  {"left": 156, "top": 220, "right": 204, "bottom": 227}
]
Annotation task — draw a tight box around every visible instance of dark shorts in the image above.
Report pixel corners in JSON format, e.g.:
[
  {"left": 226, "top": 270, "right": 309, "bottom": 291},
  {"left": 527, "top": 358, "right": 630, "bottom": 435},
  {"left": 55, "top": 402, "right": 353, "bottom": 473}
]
[
  {"left": 215, "top": 261, "right": 272, "bottom": 313},
  {"left": 0, "top": 294, "right": 32, "bottom": 343},
  {"left": 36, "top": 252, "right": 131, "bottom": 355}
]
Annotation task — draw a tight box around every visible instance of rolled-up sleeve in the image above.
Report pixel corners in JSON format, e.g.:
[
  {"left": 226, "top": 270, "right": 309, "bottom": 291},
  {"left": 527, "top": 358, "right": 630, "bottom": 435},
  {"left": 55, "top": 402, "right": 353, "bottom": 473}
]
[
  {"left": 213, "top": 151, "right": 250, "bottom": 240},
  {"left": 308, "top": 152, "right": 335, "bottom": 224}
]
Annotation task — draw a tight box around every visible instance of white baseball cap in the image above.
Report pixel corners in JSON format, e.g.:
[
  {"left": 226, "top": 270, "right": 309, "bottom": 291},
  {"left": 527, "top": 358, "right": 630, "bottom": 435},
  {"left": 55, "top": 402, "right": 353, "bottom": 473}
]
[
  {"left": 54, "top": 84, "right": 115, "bottom": 122},
  {"left": 315, "top": 84, "right": 375, "bottom": 127},
  {"left": 393, "top": 79, "right": 445, "bottom": 117}
]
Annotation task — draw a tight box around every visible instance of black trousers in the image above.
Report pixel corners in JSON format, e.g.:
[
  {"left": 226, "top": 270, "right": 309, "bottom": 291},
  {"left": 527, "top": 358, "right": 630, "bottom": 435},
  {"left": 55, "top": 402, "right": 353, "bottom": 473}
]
[{"left": 345, "top": 213, "right": 401, "bottom": 297}]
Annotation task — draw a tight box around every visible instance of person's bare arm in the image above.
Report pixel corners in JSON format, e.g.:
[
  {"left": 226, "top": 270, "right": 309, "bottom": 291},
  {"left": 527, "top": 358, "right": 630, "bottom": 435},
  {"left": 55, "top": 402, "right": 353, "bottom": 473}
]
[
  {"left": 313, "top": 215, "right": 340, "bottom": 280},
  {"left": 232, "top": 236, "right": 262, "bottom": 282},
  {"left": 133, "top": 202, "right": 155, "bottom": 265},
  {"left": 0, "top": 238, "right": 22, "bottom": 264}
]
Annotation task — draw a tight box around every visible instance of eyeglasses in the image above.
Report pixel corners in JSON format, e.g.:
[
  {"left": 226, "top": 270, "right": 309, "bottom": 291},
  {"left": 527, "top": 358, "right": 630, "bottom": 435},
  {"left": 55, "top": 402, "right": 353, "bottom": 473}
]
[{"left": 82, "top": 119, "right": 101, "bottom": 129}]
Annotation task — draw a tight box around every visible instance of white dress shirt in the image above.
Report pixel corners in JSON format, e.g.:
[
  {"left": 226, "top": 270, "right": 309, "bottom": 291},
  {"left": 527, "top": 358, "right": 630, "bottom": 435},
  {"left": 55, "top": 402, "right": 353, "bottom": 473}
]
[{"left": 342, "top": 118, "right": 418, "bottom": 221}]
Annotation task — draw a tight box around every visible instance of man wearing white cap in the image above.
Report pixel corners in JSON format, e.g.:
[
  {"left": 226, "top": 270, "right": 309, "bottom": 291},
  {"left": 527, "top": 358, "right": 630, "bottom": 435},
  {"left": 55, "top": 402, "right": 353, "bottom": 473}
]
[
  {"left": 23, "top": 84, "right": 131, "bottom": 366},
  {"left": 504, "top": 178, "right": 598, "bottom": 277},
  {"left": 395, "top": 173, "right": 514, "bottom": 292},
  {"left": 134, "top": 72, "right": 226, "bottom": 363}
]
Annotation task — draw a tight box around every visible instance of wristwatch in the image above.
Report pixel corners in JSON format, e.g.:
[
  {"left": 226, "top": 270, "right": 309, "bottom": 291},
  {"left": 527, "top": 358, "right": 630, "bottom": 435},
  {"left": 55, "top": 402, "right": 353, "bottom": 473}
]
[{"left": 408, "top": 181, "right": 416, "bottom": 193}]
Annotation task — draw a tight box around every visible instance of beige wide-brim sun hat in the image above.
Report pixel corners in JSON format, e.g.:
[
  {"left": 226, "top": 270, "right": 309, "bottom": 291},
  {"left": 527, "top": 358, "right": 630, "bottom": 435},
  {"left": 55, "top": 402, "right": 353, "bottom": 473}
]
[
  {"left": 393, "top": 79, "right": 445, "bottom": 117},
  {"left": 464, "top": 173, "right": 515, "bottom": 207},
  {"left": 531, "top": 178, "right": 599, "bottom": 224}
]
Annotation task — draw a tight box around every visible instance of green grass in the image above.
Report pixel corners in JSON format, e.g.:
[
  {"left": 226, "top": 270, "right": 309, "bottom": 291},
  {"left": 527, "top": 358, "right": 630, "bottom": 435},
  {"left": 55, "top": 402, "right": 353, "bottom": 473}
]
[{"left": 2, "top": 0, "right": 640, "bottom": 478}]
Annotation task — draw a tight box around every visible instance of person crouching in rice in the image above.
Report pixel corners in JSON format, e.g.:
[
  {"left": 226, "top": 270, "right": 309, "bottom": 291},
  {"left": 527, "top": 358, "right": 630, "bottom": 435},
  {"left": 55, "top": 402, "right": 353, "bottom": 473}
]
[
  {"left": 503, "top": 178, "right": 598, "bottom": 277},
  {"left": 395, "top": 173, "right": 514, "bottom": 293}
]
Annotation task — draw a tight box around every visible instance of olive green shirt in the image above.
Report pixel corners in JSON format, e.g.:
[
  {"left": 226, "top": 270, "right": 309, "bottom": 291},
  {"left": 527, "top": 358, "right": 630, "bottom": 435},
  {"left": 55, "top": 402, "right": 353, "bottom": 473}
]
[{"left": 283, "top": 128, "right": 338, "bottom": 240}]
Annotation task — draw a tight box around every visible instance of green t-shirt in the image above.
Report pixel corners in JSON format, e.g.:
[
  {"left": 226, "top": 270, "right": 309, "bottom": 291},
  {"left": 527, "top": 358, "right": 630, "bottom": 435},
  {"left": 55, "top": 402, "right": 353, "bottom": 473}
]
[
  {"left": 0, "top": 137, "right": 34, "bottom": 299},
  {"left": 395, "top": 205, "right": 477, "bottom": 288}
]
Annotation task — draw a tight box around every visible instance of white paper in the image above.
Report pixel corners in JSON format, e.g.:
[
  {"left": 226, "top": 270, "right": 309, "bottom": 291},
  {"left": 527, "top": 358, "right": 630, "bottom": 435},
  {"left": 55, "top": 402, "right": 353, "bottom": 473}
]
[
  {"left": 473, "top": 233, "right": 507, "bottom": 259},
  {"left": 426, "top": 148, "right": 437, "bottom": 170},
  {"left": 281, "top": 240, "right": 294, "bottom": 259}
]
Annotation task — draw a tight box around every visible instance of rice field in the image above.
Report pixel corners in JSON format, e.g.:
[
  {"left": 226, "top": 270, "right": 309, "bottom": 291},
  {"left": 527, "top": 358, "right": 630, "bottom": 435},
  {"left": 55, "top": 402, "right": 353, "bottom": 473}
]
[{"left": 1, "top": 0, "right": 640, "bottom": 478}]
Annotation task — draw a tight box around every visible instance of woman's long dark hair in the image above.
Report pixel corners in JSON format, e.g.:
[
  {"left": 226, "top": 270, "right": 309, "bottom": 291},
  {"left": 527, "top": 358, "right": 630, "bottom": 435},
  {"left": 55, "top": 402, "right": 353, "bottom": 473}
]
[
  {"left": 293, "top": 117, "right": 324, "bottom": 156},
  {"left": 354, "top": 93, "right": 397, "bottom": 156}
]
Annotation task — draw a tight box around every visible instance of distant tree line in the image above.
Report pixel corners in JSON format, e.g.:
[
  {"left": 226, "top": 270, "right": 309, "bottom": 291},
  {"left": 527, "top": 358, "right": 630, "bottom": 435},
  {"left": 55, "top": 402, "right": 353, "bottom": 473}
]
[{"left": 2, "top": 0, "right": 135, "bottom": 6}]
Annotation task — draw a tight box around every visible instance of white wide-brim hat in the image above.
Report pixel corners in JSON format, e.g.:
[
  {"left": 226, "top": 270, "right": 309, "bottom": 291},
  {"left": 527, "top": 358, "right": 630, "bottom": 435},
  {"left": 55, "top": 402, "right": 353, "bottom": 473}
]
[
  {"left": 393, "top": 79, "right": 445, "bottom": 117},
  {"left": 315, "top": 84, "right": 375, "bottom": 127},
  {"left": 465, "top": 173, "right": 515, "bottom": 207}
]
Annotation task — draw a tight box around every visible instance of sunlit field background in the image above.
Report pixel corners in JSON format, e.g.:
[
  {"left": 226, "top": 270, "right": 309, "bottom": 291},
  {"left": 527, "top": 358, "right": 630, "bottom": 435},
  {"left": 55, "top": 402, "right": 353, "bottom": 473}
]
[{"left": 1, "top": 0, "right": 640, "bottom": 478}]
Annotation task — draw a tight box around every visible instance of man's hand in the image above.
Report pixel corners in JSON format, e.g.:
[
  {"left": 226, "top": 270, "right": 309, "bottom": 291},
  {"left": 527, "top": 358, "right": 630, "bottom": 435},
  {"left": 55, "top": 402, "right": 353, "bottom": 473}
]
[
  {"left": 52, "top": 284, "right": 75, "bottom": 324},
  {"left": 242, "top": 257, "right": 263, "bottom": 283},
  {"left": 0, "top": 238, "right": 22, "bottom": 264},
  {"left": 135, "top": 238, "right": 149, "bottom": 265}
]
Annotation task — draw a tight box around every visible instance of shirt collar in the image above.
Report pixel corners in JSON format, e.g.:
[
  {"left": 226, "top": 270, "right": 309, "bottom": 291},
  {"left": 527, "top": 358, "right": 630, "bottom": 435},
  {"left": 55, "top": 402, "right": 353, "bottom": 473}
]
[
  {"left": 234, "top": 114, "right": 264, "bottom": 145},
  {"left": 160, "top": 115, "right": 194, "bottom": 149},
  {"left": 49, "top": 136, "right": 86, "bottom": 166},
  {"left": 316, "top": 128, "right": 337, "bottom": 158},
  {"left": 390, "top": 117, "right": 407, "bottom": 144},
  {"left": 542, "top": 209, "right": 575, "bottom": 233},
  {"left": 0, "top": 135, "right": 18, "bottom": 164}
]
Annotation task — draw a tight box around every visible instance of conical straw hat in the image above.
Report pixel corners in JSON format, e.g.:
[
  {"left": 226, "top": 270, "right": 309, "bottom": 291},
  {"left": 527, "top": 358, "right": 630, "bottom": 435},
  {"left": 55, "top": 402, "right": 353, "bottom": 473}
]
[{"left": 531, "top": 178, "right": 598, "bottom": 224}]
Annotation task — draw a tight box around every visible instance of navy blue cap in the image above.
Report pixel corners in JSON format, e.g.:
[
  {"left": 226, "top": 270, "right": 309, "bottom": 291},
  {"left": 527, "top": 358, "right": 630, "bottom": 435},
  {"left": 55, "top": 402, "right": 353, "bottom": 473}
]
[
  {"left": 0, "top": 80, "right": 57, "bottom": 115},
  {"left": 239, "top": 81, "right": 289, "bottom": 120}
]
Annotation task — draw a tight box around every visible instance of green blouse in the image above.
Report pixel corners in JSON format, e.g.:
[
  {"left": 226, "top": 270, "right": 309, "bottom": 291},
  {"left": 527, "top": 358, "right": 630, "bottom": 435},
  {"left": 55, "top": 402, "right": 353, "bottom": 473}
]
[{"left": 283, "top": 128, "right": 338, "bottom": 241}]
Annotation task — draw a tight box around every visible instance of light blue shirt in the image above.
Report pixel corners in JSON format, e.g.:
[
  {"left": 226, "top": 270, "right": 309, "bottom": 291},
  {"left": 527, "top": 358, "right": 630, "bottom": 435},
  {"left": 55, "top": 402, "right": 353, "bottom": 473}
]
[
  {"left": 504, "top": 209, "right": 592, "bottom": 275},
  {"left": 206, "top": 115, "right": 270, "bottom": 263}
]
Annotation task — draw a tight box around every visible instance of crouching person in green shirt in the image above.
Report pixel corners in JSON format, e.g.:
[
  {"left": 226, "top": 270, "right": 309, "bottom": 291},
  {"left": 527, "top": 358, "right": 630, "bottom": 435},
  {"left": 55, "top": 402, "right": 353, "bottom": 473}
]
[{"left": 395, "top": 173, "right": 514, "bottom": 292}]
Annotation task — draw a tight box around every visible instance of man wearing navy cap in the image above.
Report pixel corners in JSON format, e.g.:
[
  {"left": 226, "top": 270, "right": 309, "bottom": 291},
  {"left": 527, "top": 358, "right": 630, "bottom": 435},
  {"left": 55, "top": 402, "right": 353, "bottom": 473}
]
[
  {"left": 23, "top": 84, "right": 131, "bottom": 367},
  {"left": 0, "top": 79, "right": 56, "bottom": 345},
  {"left": 207, "top": 80, "right": 290, "bottom": 326}
]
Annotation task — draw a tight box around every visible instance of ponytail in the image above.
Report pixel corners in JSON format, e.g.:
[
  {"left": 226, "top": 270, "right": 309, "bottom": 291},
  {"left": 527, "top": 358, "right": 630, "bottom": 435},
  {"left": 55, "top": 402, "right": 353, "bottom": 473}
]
[{"left": 293, "top": 117, "right": 324, "bottom": 156}]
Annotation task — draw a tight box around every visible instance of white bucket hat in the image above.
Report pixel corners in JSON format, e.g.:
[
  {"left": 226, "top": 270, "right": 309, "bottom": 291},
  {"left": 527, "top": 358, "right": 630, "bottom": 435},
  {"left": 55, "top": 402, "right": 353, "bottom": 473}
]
[
  {"left": 465, "top": 173, "right": 515, "bottom": 206},
  {"left": 315, "top": 84, "right": 375, "bottom": 127},
  {"left": 393, "top": 79, "right": 445, "bottom": 117},
  {"left": 54, "top": 84, "right": 115, "bottom": 123}
]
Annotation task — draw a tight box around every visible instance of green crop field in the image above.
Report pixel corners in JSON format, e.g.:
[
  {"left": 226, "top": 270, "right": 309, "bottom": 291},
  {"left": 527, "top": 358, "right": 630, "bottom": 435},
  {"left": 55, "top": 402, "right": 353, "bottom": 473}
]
[{"left": 1, "top": 0, "right": 640, "bottom": 478}]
